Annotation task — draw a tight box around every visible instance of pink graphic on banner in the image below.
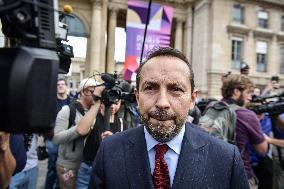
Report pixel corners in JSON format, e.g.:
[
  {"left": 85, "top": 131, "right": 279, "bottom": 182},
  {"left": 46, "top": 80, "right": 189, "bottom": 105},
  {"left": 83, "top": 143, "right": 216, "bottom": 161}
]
[{"left": 124, "top": 0, "right": 173, "bottom": 81}]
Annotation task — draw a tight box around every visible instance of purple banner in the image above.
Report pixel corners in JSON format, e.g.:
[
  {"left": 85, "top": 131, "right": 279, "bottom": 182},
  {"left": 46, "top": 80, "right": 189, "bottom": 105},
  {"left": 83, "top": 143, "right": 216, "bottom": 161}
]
[{"left": 124, "top": 0, "right": 173, "bottom": 81}]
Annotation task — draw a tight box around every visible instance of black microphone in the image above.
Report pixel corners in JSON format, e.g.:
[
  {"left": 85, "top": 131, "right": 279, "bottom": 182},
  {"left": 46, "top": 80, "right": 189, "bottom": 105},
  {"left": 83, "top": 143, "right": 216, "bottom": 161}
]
[{"left": 101, "top": 73, "right": 116, "bottom": 89}]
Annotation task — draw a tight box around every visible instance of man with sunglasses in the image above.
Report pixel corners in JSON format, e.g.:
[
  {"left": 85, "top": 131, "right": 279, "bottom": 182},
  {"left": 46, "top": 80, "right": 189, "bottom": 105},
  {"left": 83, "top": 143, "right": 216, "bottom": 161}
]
[{"left": 53, "top": 78, "right": 104, "bottom": 189}]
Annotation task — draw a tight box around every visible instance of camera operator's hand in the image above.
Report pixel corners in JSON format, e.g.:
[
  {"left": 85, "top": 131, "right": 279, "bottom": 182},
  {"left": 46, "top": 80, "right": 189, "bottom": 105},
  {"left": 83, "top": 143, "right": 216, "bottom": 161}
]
[
  {"left": 76, "top": 85, "right": 105, "bottom": 136},
  {"left": 264, "top": 133, "right": 284, "bottom": 148},
  {"left": 0, "top": 132, "right": 16, "bottom": 189},
  {"left": 0, "top": 132, "right": 9, "bottom": 152},
  {"left": 93, "top": 85, "right": 105, "bottom": 98},
  {"left": 256, "top": 113, "right": 264, "bottom": 121},
  {"left": 89, "top": 85, "right": 105, "bottom": 105},
  {"left": 262, "top": 83, "right": 274, "bottom": 96},
  {"left": 101, "top": 131, "right": 113, "bottom": 140}
]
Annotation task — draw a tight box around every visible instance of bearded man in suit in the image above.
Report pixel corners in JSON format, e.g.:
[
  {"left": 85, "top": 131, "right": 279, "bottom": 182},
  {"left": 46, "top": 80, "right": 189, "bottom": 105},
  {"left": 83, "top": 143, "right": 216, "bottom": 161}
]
[{"left": 89, "top": 47, "right": 249, "bottom": 189}]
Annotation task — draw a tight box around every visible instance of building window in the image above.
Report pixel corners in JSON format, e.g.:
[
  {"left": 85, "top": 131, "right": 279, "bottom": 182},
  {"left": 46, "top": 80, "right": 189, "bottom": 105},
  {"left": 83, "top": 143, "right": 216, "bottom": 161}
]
[
  {"left": 258, "top": 10, "right": 268, "bottom": 28},
  {"left": 280, "top": 45, "right": 284, "bottom": 74},
  {"left": 281, "top": 15, "right": 284, "bottom": 32},
  {"left": 233, "top": 5, "right": 244, "bottom": 24},
  {"left": 256, "top": 41, "right": 268, "bottom": 72},
  {"left": 231, "top": 37, "right": 243, "bottom": 69},
  {"left": 64, "top": 15, "right": 87, "bottom": 37},
  {"left": 63, "top": 15, "right": 87, "bottom": 58}
]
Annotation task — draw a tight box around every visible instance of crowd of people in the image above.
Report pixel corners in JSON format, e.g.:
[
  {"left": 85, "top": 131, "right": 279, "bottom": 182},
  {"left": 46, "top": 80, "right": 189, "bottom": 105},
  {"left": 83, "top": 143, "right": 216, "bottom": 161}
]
[{"left": 1, "top": 47, "right": 284, "bottom": 189}]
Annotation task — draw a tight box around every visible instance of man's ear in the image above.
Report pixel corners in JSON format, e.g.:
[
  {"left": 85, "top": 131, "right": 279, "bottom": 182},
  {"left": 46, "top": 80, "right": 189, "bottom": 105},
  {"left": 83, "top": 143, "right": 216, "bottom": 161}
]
[
  {"left": 189, "top": 89, "right": 197, "bottom": 110},
  {"left": 232, "top": 88, "right": 240, "bottom": 99},
  {"left": 134, "top": 88, "right": 139, "bottom": 102}
]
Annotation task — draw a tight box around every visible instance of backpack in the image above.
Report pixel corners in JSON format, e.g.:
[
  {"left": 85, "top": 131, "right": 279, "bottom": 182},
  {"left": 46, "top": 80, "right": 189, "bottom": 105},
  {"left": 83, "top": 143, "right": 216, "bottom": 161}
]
[{"left": 198, "top": 101, "right": 240, "bottom": 144}]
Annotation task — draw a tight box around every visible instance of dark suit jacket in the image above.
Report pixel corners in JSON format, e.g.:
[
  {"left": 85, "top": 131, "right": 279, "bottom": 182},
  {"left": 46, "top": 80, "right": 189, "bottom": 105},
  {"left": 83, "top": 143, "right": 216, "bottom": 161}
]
[{"left": 89, "top": 123, "right": 249, "bottom": 189}]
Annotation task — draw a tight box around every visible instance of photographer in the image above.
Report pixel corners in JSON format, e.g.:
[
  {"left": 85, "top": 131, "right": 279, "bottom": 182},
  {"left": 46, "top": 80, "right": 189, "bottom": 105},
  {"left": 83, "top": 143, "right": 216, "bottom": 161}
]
[
  {"left": 240, "top": 62, "right": 250, "bottom": 76},
  {"left": 76, "top": 100, "right": 126, "bottom": 189},
  {"left": 52, "top": 78, "right": 104, "bottom": 189},
  {"left": 221, "top": 74, "right": 268, "bottom": 188},
  {"left": 44, "top": 78, "right": 73, "bottom": 189},
  {"left": 262, "top": 76, "right": 282, "bottom": 97},
  {"left": 249, "top": 86, "right": 284, "bottom": 189}
]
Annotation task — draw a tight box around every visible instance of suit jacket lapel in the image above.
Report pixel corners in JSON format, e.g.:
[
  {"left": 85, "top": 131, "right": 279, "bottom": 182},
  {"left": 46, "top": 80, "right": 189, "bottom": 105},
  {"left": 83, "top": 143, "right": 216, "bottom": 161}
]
[
  {"left": 125, "top": 126, "right": 154, "bottom": 189},
  {"left": 172, "top": 123, "right": 209, "bottom": 189}
]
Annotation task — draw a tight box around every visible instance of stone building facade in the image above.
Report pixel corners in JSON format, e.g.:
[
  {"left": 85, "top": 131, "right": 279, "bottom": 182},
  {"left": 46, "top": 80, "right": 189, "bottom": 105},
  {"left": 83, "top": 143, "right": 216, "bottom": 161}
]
[{"left": 61, "top": 0, "right": 284, "bottom": 98}]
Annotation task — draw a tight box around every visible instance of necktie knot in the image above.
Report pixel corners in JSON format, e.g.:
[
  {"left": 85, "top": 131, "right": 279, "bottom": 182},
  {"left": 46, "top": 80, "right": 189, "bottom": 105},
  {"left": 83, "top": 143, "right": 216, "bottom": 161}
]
[{"left": 155, "top": 144, "right": 168, "bottom": 159}]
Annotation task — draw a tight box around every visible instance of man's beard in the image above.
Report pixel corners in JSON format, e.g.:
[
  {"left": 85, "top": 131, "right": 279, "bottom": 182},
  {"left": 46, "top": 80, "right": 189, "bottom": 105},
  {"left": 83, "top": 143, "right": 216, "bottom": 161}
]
[
  {"left": 236, "top": 93, "right": 245, "bottom": 107},
  {"left": 140, "top": 109, "right": 185, "bottom": 143}
]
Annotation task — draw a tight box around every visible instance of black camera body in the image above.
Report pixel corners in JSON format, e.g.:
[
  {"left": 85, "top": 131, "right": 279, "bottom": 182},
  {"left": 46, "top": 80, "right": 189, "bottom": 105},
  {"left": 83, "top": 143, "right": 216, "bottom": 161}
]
[
  {"left": 249, "top": 93, "right": 284, "bottom": 115},
  {"left": 0, "top": 0, "right": 73, "bottom": 133},
  {"left": 99, "top": 73, "right": 136, "bottom": 106},
  {"left": 250, "top": 100, "right": 284, "bottom": 115}
]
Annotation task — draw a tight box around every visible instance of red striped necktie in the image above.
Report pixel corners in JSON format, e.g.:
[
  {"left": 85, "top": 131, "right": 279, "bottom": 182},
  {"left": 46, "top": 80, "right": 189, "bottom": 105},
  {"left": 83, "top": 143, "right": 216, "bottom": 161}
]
[{"left": 153, "top": 144, "right": 170, "bottom": 189}]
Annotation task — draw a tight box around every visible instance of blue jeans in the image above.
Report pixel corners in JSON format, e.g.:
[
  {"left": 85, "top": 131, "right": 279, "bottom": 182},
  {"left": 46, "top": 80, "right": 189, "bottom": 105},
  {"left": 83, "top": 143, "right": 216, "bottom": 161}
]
[
  {"left": 9, "top": 166, "right": 38, "bottom": 189},
  {"left": 76, "top": 162, "right": 92, "bottom": 189},
  {"left": 44, "top": 139, "right": 60, "bottom": 189}
]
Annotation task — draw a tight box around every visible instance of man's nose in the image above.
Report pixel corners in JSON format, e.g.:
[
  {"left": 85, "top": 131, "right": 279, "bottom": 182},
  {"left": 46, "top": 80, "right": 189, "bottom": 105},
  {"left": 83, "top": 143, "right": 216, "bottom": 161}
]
[{"left": 155, "top": 89, "right": 170, "bottom": 109}]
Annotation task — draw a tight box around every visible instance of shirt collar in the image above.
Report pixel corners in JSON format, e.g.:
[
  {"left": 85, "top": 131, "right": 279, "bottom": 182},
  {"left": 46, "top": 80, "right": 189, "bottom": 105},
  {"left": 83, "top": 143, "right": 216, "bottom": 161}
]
[{"left": 144, "top": 124, "right": 185, "bottom": 155}]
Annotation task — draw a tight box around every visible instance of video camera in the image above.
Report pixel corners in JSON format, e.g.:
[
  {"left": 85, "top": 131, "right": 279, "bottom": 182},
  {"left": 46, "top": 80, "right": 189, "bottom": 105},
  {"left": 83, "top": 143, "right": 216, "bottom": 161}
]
[
  {"left": 0, "top": 0, "right": 74, "bottom": 133},
  {"left": 249, "top": 92, "right": 284, "bottom": 115},
  {"left": 96, "top": 72, "right": 136, "bottom": 106}
]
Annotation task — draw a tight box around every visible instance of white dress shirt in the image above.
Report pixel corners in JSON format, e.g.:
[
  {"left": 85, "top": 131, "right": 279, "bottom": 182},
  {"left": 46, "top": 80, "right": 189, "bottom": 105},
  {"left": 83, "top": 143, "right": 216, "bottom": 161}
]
[{"left": 144, "top": 125, "right": 185, "bottom": 187}]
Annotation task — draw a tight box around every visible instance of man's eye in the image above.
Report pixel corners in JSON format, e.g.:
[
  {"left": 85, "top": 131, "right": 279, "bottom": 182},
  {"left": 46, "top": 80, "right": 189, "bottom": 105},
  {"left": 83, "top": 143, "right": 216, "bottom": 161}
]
[
  {"left": 172, "top": 87, "right": 183, "bottom": 92},
  {"left": 144, "top": 86, "right": 153, "bottom": 90}
]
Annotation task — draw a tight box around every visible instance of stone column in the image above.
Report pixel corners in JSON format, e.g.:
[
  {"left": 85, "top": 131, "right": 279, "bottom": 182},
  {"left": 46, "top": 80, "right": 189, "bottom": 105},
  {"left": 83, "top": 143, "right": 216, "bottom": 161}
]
[
  {"left": 183, "top": 9, "right": 192, "bottom": 61},
  {"left": 174, "top": 18, "right": 184, "bottom": 51},
  {"left": 269, "top": 35, "right": 278, "bottom": 74},
  {"left": 89, "top": 0, "right": 102, "bottom": 76},
  {"left": 106, "top": 7, "right": 118, "bottom": 73},
  {"left": 191, "top": 0, "right": 211, "bottom": 96},
  {"left": 100, "top": 1, "right": 108, "bottom": 73}
]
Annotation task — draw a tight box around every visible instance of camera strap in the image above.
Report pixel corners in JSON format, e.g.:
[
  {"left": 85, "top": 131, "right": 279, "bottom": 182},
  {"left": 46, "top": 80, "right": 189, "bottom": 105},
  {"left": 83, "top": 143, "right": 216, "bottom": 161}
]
[{"left": 68, "top": 101, "right": 85, "bottom": 152}]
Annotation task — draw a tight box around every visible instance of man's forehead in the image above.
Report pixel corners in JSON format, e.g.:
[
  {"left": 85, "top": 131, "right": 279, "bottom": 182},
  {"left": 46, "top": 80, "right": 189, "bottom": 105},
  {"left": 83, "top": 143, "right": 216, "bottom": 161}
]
[
  {"left": 141, "top": 79, "right": 187, "bottom": 86},
  {"left": 57, "top": 80, "right": 66, "bottom": 84},
  {"left": 144, "top": 56, "right": 187, "bottom": 66},
  {"left": 141, "top": 57, "right": 190, "bottom": 75}
]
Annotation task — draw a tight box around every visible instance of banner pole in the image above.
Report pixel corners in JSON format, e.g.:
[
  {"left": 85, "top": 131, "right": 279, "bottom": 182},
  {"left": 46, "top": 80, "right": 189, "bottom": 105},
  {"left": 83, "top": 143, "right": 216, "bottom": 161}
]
[{"left": 139, "top": 0, "right": 152, "bottom": 64}]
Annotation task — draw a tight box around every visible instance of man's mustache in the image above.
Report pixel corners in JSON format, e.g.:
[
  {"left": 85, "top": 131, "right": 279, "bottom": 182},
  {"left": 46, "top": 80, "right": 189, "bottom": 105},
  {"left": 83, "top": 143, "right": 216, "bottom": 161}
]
[{"left": 148, "top": 110, "right": 177, "bottom": 121}]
